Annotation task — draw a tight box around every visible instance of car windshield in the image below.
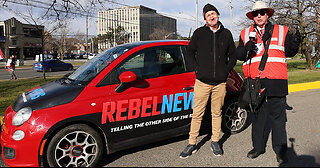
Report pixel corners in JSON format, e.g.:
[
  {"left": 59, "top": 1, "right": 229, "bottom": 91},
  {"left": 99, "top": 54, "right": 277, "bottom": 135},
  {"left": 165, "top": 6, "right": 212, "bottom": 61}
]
[{"left": 67, "top": 45, "right": 132, "bottom": 85}]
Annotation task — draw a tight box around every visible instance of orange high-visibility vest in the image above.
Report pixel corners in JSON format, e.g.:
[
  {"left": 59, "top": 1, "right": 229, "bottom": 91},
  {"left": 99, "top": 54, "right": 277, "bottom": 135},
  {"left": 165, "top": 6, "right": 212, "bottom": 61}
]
[{"left": 240, "top": 24, "right": 288, "bottom": 79}]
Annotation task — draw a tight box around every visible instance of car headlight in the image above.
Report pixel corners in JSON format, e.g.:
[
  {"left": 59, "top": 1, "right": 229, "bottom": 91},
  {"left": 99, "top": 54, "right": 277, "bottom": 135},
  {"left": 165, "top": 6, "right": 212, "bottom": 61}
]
[
  {"left": 12, "top": 130, "right": 25, "bottom": 141},
  {"left": 12, "top": 107, "right": 32, "bottom": 126}
]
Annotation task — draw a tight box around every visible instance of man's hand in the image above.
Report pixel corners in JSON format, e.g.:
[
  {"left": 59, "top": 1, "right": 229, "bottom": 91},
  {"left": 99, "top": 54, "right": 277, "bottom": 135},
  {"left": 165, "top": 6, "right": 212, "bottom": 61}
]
[{"left": 245, "top": 41, "right": 257, "bottom": 51}]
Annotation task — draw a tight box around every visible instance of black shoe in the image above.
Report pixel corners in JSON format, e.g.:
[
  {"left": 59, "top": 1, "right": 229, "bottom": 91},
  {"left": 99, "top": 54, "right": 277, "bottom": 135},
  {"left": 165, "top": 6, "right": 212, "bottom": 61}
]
[
  {"left": 276, "top": 153, "right": 288, "bottom": 164},
  {"left": 247, "top": 149, "right": 265, "bottom": 159},
  {"left": 211, "top": 142, "right": 223, "bottom": 156},
  {"left": 179, "top": 144, "right": 197, "bottom": 159}
]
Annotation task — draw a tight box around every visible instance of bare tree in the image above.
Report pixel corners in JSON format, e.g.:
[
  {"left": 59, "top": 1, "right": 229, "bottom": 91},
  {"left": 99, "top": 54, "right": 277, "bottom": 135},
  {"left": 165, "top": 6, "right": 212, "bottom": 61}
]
[
  {"left": 149, "top": 27, "right": 175, "bottom": 40},
  {"left": 97, "top": 26, "right": 129, "bottom": 50},
  {"left": 0, "top": 0, "right": 116, "bottom": 20},
  {"left": 44, "top": 30, "right": 57, "bottom": 54},
  {"left": 0, "top": 0, "right": 120, "bottom": 50},
  {"left": 238, "top": 0, "right": 320, "bottom": 70},
  {"left": 55, "top": 20, "right": 71, "bottom": 60}
]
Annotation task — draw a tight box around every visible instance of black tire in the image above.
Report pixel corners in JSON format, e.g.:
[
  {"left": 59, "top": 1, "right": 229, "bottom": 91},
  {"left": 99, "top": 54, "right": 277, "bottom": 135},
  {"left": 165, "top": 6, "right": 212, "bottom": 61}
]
[
  {"left": 47, "top": 67, "right": 52, "bottom": 72},
  {"left": 46, "top": 124, "right": 104, "bottom": 167},
  {"left": 221, "top": 95, "right": 251, "bottom": 135},
  {"left": 68, "top": 66, "right": 73, "bottom": 71}
]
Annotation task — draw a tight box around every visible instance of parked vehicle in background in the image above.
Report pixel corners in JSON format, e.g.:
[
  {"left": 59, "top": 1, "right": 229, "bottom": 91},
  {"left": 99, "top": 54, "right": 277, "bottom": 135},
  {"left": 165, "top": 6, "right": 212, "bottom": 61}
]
[
  {"left": 1, "top": 40, "right": 249, "bottom": 167},
  {"left": 33, "top": 59, "right": 73, "bottom": 72},
  {"left": 88, "top": 53, "right": 98, "bottom": 60},
  {"left": 75, "top": 53, "right": 88, "bottom": 59},
  {"left": 57, "top": 53, "right": 75, "bottom": 60}
]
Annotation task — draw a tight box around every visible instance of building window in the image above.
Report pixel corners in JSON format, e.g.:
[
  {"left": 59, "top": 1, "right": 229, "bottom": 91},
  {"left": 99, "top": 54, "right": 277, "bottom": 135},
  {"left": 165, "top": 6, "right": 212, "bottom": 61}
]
[
  {"left": 12, "top": 39, "right": 17, "bottom": 45},
  {"left": 0, "top": 25, "right": 4, "bottom": 36},
  {"left": 12, "top": 27, "right": 16, "bottom": 35}
]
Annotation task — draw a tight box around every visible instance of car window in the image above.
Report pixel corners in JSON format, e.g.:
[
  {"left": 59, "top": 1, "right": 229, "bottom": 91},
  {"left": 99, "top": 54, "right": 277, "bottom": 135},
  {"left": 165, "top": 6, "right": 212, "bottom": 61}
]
[
  {"left": 67, "top": 44, "right": 133, "bottom": 85},
  {"left": 51, "top": 60, "right": 60, "bottom": 64},
  {"left": 98, "top": 45, "right": 186, "bottom": 86}
]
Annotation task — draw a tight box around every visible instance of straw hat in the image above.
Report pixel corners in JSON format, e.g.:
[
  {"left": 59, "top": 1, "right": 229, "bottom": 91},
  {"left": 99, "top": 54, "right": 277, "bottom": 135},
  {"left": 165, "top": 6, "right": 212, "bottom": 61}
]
[{"left": 246, "top": 1, "right": 274, "bottom": 20}]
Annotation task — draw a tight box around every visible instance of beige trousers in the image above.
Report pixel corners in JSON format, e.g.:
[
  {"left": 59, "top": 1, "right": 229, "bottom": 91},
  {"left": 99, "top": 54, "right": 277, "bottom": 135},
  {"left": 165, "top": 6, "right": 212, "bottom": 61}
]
[{"left": 188, "top": 79, "right": 226, "bottom": 145}]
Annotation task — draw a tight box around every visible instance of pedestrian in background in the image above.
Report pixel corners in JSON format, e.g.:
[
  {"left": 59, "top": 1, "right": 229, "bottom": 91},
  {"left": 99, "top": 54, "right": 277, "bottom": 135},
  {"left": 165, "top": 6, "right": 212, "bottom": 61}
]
[
  {"left": 180, "top": 3, "right": 237, "bottom": 159},
  {"left": 235, "top": 1, "right": 300, "bottom": 164},
  {"left": 7, "top": 55, "right": 18, "bottom": 80}
]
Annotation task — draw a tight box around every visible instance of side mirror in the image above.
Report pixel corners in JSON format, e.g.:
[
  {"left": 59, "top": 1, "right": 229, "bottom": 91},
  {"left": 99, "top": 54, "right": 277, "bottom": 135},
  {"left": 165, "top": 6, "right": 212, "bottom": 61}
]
[
  {"left": 64, "top": 73, "right": 72, "bottom": 78},
  {"left": 115, "top": 71, "right": 137, "bottom": 93},
  {"left": 119, "top": 71, "right": 137, "bottom": 83}
]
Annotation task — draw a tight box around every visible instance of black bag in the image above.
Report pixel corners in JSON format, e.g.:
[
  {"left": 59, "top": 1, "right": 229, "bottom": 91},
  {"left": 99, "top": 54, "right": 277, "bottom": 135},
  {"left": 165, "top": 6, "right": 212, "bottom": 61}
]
[
  {"left": 238, "top": 77, "right": 266, "bottom": 111},
  {"left": 237, "top": 26, "right": 273, "bottom": 112}
]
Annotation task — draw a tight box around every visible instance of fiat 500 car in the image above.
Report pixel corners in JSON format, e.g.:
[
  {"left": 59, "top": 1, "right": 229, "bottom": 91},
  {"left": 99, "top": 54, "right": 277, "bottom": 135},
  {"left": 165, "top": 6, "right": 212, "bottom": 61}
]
[{"left": 0, "top": 40, "right": 249, "bottom": 167}]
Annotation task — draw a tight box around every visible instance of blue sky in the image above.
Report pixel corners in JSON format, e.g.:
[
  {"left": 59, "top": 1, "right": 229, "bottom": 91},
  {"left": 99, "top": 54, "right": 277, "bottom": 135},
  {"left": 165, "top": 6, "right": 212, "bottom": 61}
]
[
  {"left": 124, "top": 0, "right": 249, "bottom": 38},
  {"left": 0, "top": 0, "right": 251, "bottom": 40}
]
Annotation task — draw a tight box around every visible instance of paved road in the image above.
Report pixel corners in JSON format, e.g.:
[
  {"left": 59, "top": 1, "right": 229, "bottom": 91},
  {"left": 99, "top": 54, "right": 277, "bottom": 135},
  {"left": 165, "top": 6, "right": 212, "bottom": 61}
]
[
  {"left": 0, "top": 67, "right": 75, "bottom": 80},
  {"left": 1, "top": 89, "right": 319, "bottom": 167},
  {"left": 0, "top": 60, "right": 84, "bottom": 80},
  {"left": 96, "top": 89, "right": 320, "bottom": 167}
]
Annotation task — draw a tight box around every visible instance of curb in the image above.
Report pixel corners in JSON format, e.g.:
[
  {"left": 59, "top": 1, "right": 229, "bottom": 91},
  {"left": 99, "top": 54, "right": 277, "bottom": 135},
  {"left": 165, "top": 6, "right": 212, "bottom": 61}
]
[{"left": 288, "top": 81, "right": 320, "bottom": 93}]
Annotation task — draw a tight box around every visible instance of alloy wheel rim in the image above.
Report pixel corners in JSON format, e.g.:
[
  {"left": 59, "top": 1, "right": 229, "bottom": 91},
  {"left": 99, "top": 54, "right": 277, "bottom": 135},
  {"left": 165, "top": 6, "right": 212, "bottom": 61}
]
[
  {"left": 54, "top": 131, "right": 98, "bottom": 167},
  {"left": 224, "top": 103, "right": 248, "bottom": 132}
]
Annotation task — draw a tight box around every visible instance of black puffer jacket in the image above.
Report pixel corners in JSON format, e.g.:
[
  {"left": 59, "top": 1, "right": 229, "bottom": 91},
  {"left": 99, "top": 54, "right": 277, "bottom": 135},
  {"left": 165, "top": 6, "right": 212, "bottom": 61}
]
[{"left": 186, "top": 22, "right": 237, "bottom": 85}]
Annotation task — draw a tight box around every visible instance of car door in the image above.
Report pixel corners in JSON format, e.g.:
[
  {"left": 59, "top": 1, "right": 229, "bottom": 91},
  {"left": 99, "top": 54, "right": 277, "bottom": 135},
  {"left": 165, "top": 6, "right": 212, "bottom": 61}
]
[
  {"left": 48, "top": 60, "right": 58, "bottom": 71},
  {"left": 55, "top": 60, "right": 65, "bottom": 70},
  {"left": 97, "top": 44, "right": 195, "bottom": 150}
]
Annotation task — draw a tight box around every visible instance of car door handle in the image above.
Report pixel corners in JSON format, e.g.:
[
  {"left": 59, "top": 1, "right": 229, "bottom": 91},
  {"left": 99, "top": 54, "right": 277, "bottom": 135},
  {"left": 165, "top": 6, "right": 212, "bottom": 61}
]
[{"left": 183, "top": 86, "right": 194, "bottom": 90}]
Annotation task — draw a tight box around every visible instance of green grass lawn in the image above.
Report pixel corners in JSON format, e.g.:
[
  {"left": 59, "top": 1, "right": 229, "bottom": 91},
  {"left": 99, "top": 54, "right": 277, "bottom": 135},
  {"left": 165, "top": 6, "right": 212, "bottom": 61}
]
[
  {"left": 0, "top": 76, "right": 62, "bottom": 115},
  {"left": 0, "top": 59, "right": 319, "bottom": 115},
  {"left": 235, "top": 59, "right": 320, "bottom": 84}
]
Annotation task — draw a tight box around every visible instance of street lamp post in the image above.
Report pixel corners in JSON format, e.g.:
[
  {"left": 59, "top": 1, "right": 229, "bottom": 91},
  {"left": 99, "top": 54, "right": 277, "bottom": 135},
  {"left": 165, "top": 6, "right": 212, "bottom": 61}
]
[
  {"left": 196, "top": 0, "right": 198, "bottom": 29},
  {"left": 230, "top": 0, "right": 233, "bottom": 33},
  {"left": 86, "top": 14, "right": 89, "bottom": 59},
  {"left": 41, "top": 29, "right": 45, "bottom": 79},
  {"left": 113, "top": 13, "right": 117, "bottom": 47}
]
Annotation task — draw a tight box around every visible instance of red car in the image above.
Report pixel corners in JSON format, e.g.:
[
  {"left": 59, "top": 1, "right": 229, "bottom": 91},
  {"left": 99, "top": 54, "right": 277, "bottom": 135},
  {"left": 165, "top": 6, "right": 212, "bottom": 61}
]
[{"left": 0, "top": 40, "right": 249, "bottom": 167}]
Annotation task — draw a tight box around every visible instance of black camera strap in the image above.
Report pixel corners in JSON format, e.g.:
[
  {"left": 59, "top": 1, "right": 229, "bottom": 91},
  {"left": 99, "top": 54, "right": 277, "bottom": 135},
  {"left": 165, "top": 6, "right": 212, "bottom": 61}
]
[
  {"left": 247, "top": 26, "right": 274, "bottom": 113},
  {"left": 258, "top": 25, "right": 274, "bottom": 73}
]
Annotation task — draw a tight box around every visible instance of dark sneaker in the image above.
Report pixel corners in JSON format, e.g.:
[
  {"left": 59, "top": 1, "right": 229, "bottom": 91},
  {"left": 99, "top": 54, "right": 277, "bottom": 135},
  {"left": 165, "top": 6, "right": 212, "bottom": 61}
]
[
  {"left": 211, "top": 142, "right": 223, "bottom": 156},
  {"left": 179, "top": 144, "right": 197, "bottom": 159}
]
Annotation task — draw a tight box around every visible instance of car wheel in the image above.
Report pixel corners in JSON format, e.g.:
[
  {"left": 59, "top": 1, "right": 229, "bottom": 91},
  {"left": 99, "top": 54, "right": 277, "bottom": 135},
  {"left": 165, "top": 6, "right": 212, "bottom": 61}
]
[
  {"left": 47, "top": 67, "right": 52, "bottom": 72},
  {"left": 221, "top": 96, "right": 251, "bottom": 134},
  {"left": 68, "top": 66, "right": 73, "bottom": 71},
  {"left": 46, "top": 124, "right": 104, "bottom": 167}
]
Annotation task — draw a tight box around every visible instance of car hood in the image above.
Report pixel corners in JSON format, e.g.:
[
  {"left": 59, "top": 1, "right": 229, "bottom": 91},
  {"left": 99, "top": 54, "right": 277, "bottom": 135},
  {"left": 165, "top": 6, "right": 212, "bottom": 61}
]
[{"left": 12, "top": 79, "right": 85, "bottom": 112}]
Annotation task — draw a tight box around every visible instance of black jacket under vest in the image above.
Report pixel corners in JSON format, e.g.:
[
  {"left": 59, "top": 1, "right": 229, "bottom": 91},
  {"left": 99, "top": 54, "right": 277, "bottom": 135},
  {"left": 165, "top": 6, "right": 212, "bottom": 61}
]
[{"left": 186, "top": 22, "right": 237, "bottom": 85}]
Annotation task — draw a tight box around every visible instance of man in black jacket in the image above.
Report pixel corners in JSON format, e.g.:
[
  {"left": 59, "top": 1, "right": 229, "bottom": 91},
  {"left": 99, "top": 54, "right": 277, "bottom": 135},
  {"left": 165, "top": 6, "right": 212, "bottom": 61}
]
[
  {"left": 179, "top": 3, "right": 236, "bottom": 159},
  {"left": 235, "top": 1, "right": 300, "bottom": 164}
]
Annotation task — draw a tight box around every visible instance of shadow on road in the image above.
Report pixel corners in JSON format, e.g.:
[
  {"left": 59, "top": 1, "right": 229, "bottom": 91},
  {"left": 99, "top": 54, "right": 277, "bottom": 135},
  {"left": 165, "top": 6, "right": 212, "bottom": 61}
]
[
  {"left": 98, "top": 130, "right": 233, "bottom": 167},
  {"left": 279, "top": 138, "right": 320, "bottom": 167},
  {"left": 98, "top": 134, "right": 189, "bottom": 166},
  {"left": 193, "top": 132, "right": 232, "bottom": 154}
]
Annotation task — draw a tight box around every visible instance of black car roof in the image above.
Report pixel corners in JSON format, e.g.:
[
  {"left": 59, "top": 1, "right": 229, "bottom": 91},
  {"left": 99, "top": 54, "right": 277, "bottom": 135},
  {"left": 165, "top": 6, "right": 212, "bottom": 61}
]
[{"left": 117, "top": 40, "right": 188, "bottom": 48}]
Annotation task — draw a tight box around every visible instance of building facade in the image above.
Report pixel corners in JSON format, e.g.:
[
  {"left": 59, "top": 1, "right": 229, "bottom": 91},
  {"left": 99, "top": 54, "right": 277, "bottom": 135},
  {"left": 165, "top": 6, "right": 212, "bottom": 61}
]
[
  {"left": 97, "top": 5, "right": 176, "bottom": 52},
  {"left": 0, "top": 17, "right": 44, "bottom": 65}
]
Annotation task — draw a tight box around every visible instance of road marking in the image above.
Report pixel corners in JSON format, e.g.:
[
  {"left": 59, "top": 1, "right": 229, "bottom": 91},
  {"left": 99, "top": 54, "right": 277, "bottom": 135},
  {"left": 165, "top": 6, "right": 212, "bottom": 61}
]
[{"left": 288, "top": 81, "right": 320, "bottom": 93}]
